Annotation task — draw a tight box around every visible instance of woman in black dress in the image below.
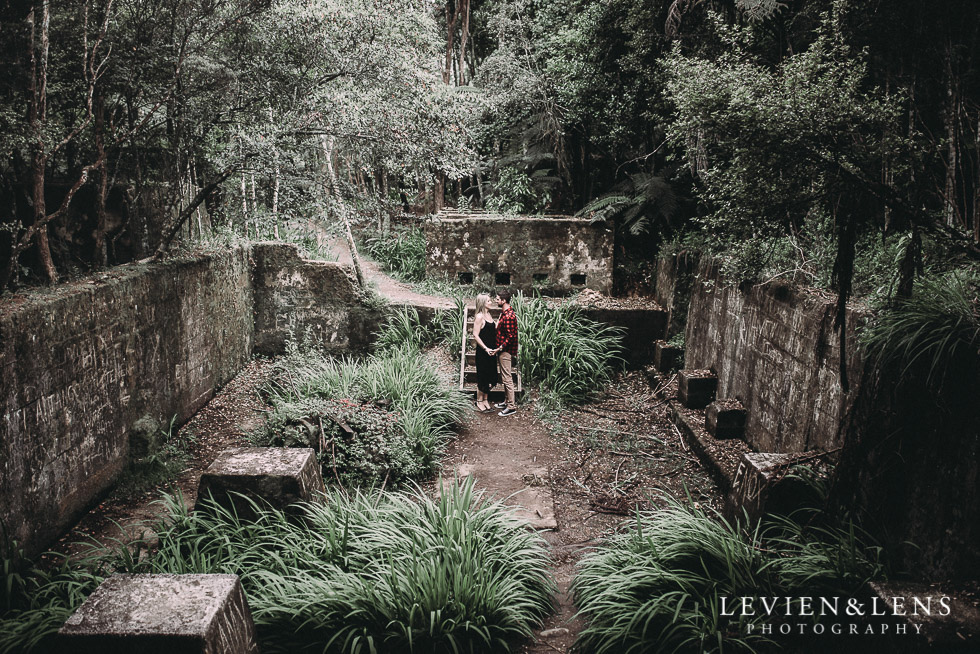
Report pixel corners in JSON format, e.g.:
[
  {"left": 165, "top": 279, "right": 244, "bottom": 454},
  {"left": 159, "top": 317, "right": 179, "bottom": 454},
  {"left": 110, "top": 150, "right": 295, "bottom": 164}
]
[{"left": 473, "top": 293, "right": 499, "bottom": 412}]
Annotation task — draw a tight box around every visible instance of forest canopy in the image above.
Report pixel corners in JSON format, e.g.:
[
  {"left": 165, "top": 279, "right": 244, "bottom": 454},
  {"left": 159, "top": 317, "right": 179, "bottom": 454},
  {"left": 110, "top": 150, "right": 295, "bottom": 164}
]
[{"left": 1, "top": 0, "right": 978, "bottom": 304}]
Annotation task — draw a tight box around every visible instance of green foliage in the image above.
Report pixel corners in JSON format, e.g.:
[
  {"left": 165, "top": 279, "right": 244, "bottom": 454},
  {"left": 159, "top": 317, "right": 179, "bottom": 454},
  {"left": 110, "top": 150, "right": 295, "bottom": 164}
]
[
  {"left": 364, "top": 228, "right": 427, "bottom": 282},
  {"left": 259, "top": 345, "right": 468, "bottom": 486},
  {"left": 0, "top": 482, "right": 554, "bottom": 653},
  {"left": 860, "top": 269, "right": 980, "bottom": 391},
  {"left": 511, "top": 295, "right": 624, "bottom": 404},
  {"left": 573, "top": 482, "right": 889, "bottom": 654},
  {"left": 375, "top": 300, "right": 466, "bottom": 359},
  {"left": 115, "top": 415, "right": 193, "bottom": 497}
]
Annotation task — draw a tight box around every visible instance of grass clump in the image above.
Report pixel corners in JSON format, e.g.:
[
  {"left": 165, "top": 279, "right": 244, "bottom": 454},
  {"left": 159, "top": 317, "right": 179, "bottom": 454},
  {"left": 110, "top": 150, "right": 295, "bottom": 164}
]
[
  {"left": 257, "top": 342, "right": 468, "bottom": 487},
  {"left": 375, "top": 300, "right": 465, "bottom": 357},
  {"left": 1, "top": 482, "right": 554, "bottom": 654},
  {"left": 573, "top": 483, "right": 887, "bottom": 654},
  {"left": 364, "top": 227, "right": 427, "bottom": 282},
  {"left": 512, "top": 294, "right": 624, "bottom": 404},
  {"left": 860, "top": 269, "right": 980, "bottom": 391}
]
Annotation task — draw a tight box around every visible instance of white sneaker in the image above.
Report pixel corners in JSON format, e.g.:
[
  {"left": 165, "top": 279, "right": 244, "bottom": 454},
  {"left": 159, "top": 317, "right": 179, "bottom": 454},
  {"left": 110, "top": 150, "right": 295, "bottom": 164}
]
[
  {"left": 498, "top": 407, "right": 516, "bottom": 416},
  {"left": 494, "top": 402, "right": 507, "bottom": 409}
]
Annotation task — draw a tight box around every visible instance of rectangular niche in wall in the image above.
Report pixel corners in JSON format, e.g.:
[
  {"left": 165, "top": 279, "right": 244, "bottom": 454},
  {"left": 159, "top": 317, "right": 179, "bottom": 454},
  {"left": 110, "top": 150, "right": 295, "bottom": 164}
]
[
  {"left": 532, "top": 273, "right": 549, "bottom": 284},
  {"left": 458, "top": 271, "right": 474, "bottom": 284},
  {"left": 495, "top": 272, "right": 511, "bottom": 285},
  {"left": 570, "top": 273, "right": 587, "bottom": 286}
]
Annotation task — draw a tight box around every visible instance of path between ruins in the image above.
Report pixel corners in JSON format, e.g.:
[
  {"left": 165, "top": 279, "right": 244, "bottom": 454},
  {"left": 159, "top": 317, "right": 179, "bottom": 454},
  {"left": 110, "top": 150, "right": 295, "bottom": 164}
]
[{"left": 49, "top": 248, "right": 723, "bottom": 653}]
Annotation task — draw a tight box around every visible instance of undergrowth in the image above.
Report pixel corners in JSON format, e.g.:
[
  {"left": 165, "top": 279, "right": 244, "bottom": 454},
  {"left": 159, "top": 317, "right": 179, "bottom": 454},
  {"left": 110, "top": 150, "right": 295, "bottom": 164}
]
[
  {"left": 0, "top": 481, "right": 554, "bottom": 654},
  {"left": 860, "top": 268, "right": 980, "bottom": 391},
  {"left": 363, "top": 227, "right": 426, "bottom": 282},
  {"left": 512, "top": 294, "right": 625, "bottom": 405},
  {"left": 256, "top": 337, "right": 468, "bottom": 487},
  {"left": 572, "top": 471, "right": 888, "bottom": 654}
]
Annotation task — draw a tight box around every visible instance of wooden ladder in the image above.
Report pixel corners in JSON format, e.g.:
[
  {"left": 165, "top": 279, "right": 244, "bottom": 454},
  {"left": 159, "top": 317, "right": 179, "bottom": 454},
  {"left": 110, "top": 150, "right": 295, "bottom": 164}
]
[{"left": 458, "top": 306, "right": 523, "bottom": 395}]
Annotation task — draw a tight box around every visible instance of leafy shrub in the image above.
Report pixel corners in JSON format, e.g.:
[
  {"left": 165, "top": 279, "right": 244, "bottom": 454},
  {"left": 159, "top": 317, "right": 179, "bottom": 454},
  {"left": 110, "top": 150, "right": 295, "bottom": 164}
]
[
  {"left": 258, "top": 346, "right": 468, "bottom": 486},
  {"left": 364, "top": 227, "right": 426, "bottom": 282},
  {"left": 0, "top": 483, "right": 555, "bottom": 653},
  {"left": 511, "top": 294, "right": 624, "bottom": 404},
  {"left": 573, "top": 483, "right": 889, "bottom": 654}
]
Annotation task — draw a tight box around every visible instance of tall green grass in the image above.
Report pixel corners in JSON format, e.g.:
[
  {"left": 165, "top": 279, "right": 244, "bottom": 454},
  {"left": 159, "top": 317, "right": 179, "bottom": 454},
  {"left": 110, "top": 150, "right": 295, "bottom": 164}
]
[
  {"left": 860, "top": 269, "right": 980, "bottom": 390},
  {"left": 0, "top": 482, "right": 554, "bottom": 654},
  {"left": 375, "top": 299, "right": 465, "bottom": 357},
  {"left": 364, "top": 228, "right": 427, "bottom": 282},
  {"left": 258, "top": 344, "right": 468, "bottom": 486},
  {"left": 572, "top": 485, "right": 888, "bottom": 654},
  {"left": 511, "top": 295, "right": 625, "bottom": 404}
]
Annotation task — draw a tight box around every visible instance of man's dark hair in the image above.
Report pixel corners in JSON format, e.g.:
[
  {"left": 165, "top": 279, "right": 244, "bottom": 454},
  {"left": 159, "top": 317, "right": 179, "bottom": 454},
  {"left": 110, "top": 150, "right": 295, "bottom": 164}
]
[{"left": 498, "top": 289, "right": 512, "bottom": 303}]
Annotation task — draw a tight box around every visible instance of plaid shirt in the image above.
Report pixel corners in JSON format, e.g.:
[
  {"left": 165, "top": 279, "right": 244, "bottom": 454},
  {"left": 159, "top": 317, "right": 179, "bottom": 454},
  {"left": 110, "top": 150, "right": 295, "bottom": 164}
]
[{"left": 496, "top": 305, "right": 519, "bottom": 355}]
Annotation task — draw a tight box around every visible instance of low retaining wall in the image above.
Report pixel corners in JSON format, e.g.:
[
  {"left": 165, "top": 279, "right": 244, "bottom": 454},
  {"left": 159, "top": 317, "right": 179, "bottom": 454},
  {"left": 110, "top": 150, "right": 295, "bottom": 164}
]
[
  {"left": 0, "top": 243, "right": 377, "bottom": 559},
  {"left": 684, "top": 260, "right": 865, "bottom": 452}
]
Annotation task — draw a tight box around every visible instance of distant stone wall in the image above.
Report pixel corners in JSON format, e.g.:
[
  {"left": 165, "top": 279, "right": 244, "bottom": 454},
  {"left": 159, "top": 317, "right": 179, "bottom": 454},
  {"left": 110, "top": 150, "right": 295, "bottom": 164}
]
[
  {"left": 251, "top": 243, "right": 382, "bottom": 355},
  {"left": 424, "top": 215, "right": 614, "bottom": 294},
  {"left": 684, "top": 260, "right": 865, "bottom": 452},
  {"left": 0, "top": 250, "right": 254, "bottom": 558}
]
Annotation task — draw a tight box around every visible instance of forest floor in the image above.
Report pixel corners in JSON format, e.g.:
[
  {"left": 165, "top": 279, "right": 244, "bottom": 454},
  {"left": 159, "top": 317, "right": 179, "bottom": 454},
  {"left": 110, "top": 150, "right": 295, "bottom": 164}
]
[{"left": 48, "top": 352, "right": 723, "bottom": 653}]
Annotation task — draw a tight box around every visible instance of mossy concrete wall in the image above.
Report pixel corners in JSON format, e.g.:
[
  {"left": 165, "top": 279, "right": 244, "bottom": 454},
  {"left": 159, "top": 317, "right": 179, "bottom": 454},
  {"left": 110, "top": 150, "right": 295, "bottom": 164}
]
[
  {"left": 251, "top": 243, "right": 381, "bottom": 354},
  {"left": 683, "top": 260, "right": 865, "bottom": 453},
  {"left": 0, "top": 250, "right": 254, "bottom": 558},
  {"left": 424, "top": 215, "right": 614, "bottom": 294},
  {"left": 0, "top": 243, "right": 377, "bottom": 559}
]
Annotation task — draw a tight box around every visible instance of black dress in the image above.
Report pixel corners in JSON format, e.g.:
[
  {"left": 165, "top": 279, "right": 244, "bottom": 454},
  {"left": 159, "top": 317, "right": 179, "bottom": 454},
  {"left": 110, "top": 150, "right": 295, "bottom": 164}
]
[{"left": 475, "top": 318, "right": 499, "bottom": 393}]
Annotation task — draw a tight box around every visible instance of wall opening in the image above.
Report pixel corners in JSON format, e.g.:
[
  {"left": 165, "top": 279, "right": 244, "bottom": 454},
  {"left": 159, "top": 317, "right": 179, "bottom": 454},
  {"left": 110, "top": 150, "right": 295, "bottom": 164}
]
[
  {"left": 495, "top": 272, "right": 511, "bottom": 285},
  {"left": 457, "top": 271, "right": 474, "bottom": 284},
  {"left": 570, "top": 273, "right": 587, "bottom": 286}
]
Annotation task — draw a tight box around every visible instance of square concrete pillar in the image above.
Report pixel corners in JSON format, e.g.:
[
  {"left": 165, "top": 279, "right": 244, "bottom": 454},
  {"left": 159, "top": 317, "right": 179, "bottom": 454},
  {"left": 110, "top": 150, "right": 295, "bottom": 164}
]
[
  {"left": 196, "top": 447, "right": 326, "bottom": 518},
  {"left": 653, "top": 340, "right": 684, "bottom": 373},
  {"left": 705, "top": 399, "right": 746, "bottom": 439},
  {"left": 58, "top": 574, "right": 258, "bottom": 654},
  {"left": 678, "top": 369, "right": 717, "bottom": 409}
]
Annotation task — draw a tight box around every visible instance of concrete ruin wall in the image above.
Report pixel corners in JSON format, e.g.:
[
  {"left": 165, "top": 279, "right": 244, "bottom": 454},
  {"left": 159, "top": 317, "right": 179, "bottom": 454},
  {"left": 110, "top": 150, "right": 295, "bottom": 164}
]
[
  {"left": 251, "top": 244, "right": 381, "bottom": 355},
  {"left": 0, "top": 243, "right": 377, "bottom": 558},
  {"left": 424, "top": 215, "right": 614, "bottom": 294},
  {"left": 0, "top": 250, "right": 254, "bottom": 557},
  {"left": 684, "top": 259, "right": 865, "bottom": 452}
]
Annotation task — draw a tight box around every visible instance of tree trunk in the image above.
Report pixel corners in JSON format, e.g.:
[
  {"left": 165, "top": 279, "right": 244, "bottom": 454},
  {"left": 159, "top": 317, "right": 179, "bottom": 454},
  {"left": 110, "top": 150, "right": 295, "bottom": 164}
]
[
  {"left": 322, "top": 136, "right": 364, "bottom": 288},
  {"left": 457, "top": 0, "right": 470, "bottom": 85},
  {"left": 93, "top": 88, "right": 109, "bottom": 267}
]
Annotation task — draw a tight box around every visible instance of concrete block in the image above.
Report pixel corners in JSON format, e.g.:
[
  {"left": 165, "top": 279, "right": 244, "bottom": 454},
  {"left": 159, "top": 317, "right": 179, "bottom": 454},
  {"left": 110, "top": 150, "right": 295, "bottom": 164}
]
[
  {"left": 678, "top": 369, "right": 717, "bottom": 409},
  {"left": 196, "top": 447, "right": 326, "bottom": 518},
  {"left": 654, "top": 340, "right": 683, "bottom": 373},
  {"left": 705, "top": 399, "right": 746, "bottom": 439},
  {"left": 58, "top": 573, "right": 258, "bottom": 654},
  {"left": 726, "top": 452, "right": 825, "bottom": 522}
]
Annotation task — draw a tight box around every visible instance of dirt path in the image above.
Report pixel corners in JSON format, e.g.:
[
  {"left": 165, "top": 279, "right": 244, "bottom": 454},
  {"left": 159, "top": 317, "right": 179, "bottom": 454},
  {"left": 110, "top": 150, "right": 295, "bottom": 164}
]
[{"left": 326, "top": 236, "right": 454, "bottom": 310}]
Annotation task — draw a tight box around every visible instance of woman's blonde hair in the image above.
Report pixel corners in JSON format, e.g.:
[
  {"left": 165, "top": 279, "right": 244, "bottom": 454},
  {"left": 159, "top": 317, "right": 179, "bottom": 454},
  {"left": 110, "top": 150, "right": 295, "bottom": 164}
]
[{"left": 475, "top": 293, "right": 492, "bottom": 317}]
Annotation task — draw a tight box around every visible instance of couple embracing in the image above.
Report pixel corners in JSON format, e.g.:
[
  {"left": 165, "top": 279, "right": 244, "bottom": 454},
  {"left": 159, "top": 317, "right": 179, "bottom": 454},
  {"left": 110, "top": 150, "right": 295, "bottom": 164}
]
[{"left": 473, "top": 290, "right": 518, "bottom": 417}]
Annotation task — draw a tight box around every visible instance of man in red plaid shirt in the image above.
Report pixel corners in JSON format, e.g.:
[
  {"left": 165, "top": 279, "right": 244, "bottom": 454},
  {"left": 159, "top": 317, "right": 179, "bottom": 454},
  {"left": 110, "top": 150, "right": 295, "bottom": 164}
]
[{"left": 491, "top": 290, "right": 518, "bottom": 416}]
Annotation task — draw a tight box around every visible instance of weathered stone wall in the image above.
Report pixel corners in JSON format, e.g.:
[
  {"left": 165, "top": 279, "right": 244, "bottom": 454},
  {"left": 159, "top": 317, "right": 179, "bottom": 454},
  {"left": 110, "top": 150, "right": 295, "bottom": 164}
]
[
  {"left": 684, "top": 260, "right": 865, "bottom": 452},
  {"left": 0, "top": 250, "right": 254, "bottom": 558},
  {"left": 654, "top": 253, "right": 698, "bottom": 339},
  {"left": 251, "top": 243, "right": 382, "bottom": 355},
  {"left": 424, "top": 215, "right": 614, "bottom": 294}
]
